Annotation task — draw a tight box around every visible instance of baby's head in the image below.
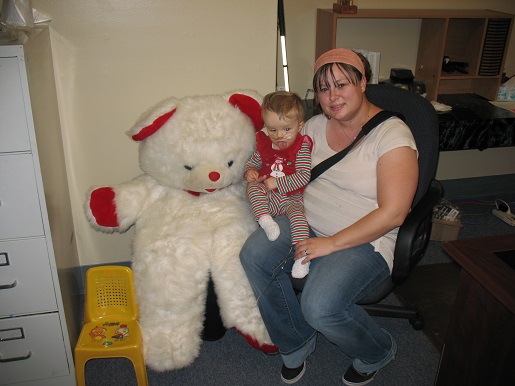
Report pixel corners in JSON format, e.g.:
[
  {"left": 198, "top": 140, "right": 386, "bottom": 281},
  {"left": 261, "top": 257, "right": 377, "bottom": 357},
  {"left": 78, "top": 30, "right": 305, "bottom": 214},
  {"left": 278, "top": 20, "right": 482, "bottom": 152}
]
[{"left": 262, "top": 91, "right": 305, "bottom": 150}]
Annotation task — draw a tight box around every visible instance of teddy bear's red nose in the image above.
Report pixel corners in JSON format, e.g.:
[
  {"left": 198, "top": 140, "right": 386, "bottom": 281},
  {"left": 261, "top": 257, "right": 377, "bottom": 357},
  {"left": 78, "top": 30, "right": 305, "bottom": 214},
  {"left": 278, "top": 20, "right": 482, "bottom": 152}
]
[{"left": 209, "top": 171, "right": 221, "bottom": 181}]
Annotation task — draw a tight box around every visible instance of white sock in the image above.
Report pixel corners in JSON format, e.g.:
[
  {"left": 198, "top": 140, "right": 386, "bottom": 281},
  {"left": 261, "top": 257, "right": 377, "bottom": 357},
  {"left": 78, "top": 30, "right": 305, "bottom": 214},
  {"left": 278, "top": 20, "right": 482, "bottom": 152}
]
[
  {"left": 291, "top": 256, "right": 310, "bottom": 279},
  {"left": 258, "top": 215, "right": 280, "bottom": 241}
]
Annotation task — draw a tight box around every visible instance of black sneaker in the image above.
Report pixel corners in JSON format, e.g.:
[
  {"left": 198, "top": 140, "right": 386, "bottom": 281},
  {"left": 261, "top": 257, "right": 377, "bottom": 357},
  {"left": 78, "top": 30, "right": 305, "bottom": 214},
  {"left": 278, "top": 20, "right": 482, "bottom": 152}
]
[
  {"left": 281, "top": 361, "right": 306, "bottom": 384},
  {"left": 342, "top": 365, "right": 377, "bottom": 386}
]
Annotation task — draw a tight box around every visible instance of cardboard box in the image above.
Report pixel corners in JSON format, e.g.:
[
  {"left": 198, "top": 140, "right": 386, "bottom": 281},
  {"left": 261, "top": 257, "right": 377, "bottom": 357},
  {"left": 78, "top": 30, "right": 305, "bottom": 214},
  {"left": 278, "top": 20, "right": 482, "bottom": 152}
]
[{"left": 430, "top": 219, "right": 463, "bottom": 241}]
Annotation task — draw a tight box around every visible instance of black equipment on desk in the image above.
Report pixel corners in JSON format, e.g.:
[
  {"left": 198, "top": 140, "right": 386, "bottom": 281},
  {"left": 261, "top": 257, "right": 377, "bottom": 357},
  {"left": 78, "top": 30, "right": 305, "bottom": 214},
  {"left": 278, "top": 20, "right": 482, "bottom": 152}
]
[{"left": 384, "top": 68, "right": 426, "bottom": 95}]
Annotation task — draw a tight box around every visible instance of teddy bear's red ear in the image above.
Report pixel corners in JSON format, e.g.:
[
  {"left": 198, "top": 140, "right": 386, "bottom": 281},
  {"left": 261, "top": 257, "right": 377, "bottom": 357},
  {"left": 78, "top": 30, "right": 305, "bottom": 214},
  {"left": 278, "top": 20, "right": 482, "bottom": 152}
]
[
  {"left": 131, "top": 108, "right": 177, "bottom": 141},
  {"left": 228, "top": 94, "right": 264, "bottom": 131}
]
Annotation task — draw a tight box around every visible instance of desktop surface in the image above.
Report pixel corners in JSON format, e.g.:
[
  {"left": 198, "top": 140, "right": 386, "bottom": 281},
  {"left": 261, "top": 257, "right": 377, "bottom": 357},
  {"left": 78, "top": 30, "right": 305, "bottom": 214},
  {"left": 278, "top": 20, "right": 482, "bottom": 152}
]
[{"left": 437, "top": 234, "right": 515, "bottom": 384}]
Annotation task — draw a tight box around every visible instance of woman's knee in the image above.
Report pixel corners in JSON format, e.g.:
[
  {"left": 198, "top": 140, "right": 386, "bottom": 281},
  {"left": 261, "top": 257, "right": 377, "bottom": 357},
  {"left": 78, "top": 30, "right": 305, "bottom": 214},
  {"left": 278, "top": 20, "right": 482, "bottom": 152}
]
[
  {"left": 240, "top": 218, "right": 291, "bottom": 271},
  {"left": 300, "top": 289, "right": 351, "bottom": 331}
]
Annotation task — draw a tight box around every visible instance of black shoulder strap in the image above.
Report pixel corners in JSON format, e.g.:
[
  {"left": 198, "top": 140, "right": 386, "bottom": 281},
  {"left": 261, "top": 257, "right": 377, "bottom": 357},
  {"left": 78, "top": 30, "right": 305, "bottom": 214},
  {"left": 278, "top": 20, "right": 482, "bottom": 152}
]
[{"left": 310, "top": 110, "right": 402, "bottom": 182}]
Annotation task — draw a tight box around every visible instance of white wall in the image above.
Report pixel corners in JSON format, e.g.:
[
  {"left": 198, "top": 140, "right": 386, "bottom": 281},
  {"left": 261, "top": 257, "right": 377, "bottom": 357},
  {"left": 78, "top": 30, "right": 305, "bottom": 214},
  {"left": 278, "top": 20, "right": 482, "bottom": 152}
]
[
  {"left": 282, "top": 0, "right": 515, "bottom": 181},
  {"left": 23, "top": 0, "right": 277, "bottom": 266},
  {"left": 3, "top": 1, "right": 513, "bottom": 266}
]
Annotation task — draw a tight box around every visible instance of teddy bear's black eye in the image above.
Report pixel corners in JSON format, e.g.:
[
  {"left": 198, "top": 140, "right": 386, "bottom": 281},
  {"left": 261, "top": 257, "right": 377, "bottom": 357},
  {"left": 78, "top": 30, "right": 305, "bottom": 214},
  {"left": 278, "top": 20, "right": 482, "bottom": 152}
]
[
  {"left": 228, "top": 160, "right": 234, "bottom": 167},
  {"left": 184, "top": 165, "right": 193, "bottom": 171}
]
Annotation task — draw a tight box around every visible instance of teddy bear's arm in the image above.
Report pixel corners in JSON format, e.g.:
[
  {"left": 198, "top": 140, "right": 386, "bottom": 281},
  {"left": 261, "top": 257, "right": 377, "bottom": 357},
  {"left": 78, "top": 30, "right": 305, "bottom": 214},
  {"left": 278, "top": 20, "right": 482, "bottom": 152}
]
[{"left": 85, "top": 175, "right": 157, "bottom": 233}]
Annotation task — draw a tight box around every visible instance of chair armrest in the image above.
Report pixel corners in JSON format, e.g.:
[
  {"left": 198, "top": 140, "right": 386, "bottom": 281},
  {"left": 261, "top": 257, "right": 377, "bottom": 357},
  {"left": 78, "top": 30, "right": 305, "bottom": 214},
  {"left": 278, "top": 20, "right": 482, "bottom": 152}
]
[{"left": 392, "top": 179, "right": 444, "bottom": 283}]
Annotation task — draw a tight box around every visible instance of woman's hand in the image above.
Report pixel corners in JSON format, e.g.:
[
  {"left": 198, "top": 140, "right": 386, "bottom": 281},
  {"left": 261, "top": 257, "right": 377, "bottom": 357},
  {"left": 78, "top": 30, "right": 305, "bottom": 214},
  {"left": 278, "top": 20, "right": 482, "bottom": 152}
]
[{"left": 294, "top": 237, "right": 336, "bottom": 264}]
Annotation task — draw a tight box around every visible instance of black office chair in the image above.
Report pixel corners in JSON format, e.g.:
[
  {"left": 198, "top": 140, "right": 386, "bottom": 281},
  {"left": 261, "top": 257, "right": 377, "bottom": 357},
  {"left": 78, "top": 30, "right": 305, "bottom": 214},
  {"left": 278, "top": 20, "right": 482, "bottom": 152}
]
[{"left": 291, "top": 84, "right": 444, "bottom": 330}]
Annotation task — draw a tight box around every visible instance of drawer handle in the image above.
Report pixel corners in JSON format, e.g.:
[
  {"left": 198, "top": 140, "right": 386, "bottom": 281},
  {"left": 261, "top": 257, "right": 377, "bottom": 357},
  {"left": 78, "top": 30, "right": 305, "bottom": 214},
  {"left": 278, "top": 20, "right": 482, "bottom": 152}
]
[
  {"left": 0, "top": 280, "right": 17, "bottom": 290},
  {"left": 0, "top": 350, "right": 32, "bottom": 363}
]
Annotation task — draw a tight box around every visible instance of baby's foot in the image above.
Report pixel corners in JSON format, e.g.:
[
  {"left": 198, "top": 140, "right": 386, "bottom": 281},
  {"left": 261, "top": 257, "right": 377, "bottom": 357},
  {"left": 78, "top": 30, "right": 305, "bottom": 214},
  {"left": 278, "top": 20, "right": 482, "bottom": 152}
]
[
  {"left": 258, "top": 215, "right": 280, "bottom": 241},
  {"left": 291, "top": 257, "right": 310, "bottom": 279}
]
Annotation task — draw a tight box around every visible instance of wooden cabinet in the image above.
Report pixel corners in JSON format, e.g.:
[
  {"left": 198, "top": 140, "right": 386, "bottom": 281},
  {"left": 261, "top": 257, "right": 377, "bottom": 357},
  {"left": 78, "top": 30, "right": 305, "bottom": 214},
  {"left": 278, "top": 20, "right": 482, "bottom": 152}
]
[
  {"left": 316, "top": 9, "right": 513, "bottom": 100},
  {"left": 1, "top": 33, "right": 78, "bottom": 386}
]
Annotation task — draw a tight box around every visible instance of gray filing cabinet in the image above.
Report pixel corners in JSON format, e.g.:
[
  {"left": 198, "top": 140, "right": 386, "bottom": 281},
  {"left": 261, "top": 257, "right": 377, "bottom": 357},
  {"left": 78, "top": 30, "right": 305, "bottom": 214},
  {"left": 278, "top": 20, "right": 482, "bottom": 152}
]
[{"left": 0, "top": 43, "right": 76, "bottom": 385}]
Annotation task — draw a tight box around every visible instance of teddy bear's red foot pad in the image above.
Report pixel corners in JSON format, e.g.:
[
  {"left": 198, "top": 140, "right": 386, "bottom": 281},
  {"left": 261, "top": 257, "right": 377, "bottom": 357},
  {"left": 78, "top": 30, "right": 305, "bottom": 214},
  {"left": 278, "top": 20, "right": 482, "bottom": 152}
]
[{"left": 233, "top": 328, "right": 279, "bottom": 354}]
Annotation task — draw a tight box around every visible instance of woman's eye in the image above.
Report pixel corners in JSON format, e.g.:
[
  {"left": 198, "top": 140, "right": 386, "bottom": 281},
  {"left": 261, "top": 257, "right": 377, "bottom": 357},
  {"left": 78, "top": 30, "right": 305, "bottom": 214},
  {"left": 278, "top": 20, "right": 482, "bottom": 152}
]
[
  {"left": 228, "top": 160, "right": 234, "bottom": 167},
  {"left": 184, "top": 165, "right": 193, "bottom": 171}
]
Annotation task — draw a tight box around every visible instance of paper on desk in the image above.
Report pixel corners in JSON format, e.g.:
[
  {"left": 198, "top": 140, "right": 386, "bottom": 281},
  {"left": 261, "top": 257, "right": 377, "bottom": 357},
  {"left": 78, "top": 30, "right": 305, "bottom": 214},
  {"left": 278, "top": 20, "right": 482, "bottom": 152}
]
[
  {"left": 430, "top": 100, "right": 452, "bottom": 112},
  {"left": 490, "top": 101, "right": 515, "bottom": 113}
]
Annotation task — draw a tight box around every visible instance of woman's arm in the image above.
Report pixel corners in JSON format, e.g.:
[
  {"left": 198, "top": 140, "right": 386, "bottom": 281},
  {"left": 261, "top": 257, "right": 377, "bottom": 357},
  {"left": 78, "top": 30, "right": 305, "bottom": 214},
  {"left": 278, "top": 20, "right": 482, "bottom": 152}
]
[{"left": 295, "top": 145, "right": 418, "bottom": 261}]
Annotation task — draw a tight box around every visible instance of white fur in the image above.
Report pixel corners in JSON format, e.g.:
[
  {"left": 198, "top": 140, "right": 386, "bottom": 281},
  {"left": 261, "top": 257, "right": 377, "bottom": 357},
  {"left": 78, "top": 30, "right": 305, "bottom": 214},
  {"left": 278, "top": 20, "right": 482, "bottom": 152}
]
[{"left": 85, "top": 91, "right": 272, "bottom": 371}]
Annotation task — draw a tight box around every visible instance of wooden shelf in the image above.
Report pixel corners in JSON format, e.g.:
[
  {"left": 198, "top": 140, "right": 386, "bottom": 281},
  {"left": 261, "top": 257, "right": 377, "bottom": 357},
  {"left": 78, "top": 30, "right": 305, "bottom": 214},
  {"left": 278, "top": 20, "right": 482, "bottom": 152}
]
[{"left": 316, "top": 8, "right": 514, "bottom": 100}]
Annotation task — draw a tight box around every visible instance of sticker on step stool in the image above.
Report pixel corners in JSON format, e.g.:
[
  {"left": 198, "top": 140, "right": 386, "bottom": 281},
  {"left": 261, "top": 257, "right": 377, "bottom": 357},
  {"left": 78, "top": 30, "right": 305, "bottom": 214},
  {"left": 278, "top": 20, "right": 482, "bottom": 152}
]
[
  {"left": 89, "top": 326, "right": 108, "bottom": 341},
  {"left": 88, "top": 322, "right": 130, "bottom": 346},
  {"left": 112, "top": 324, "right": 130, "bottom": 340}
]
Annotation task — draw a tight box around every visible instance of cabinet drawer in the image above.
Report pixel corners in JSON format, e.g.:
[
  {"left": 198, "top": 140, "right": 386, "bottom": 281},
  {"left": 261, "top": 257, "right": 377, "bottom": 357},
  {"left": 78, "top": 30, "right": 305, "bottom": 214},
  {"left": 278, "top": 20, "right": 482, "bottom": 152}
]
[
  {"left": 0, "top": 56, "right": 32, "bottom": 153},
  {"left": 0, "top": 238, "right": 57, "bottom": 318},
  {"left": 0, "top": 154, "right": 44, "bottom": 239},
  {"left": 0, "top": 313, "right": 70, "bottom": 385}
]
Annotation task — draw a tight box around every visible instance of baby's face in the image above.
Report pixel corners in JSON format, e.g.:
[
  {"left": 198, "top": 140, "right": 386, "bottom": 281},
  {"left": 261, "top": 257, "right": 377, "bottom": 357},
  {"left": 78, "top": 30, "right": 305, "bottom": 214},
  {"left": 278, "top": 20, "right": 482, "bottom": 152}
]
[{"left": 263, "top": 110, "right": 304, "bottom": 150}]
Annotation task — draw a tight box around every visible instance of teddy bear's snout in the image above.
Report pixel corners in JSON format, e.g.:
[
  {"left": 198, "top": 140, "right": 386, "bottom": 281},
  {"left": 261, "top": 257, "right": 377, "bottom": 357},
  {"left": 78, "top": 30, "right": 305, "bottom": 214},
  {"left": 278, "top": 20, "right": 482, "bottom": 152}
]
[{"left": 209, "top": 171, "right": 221, "bottom": 182}]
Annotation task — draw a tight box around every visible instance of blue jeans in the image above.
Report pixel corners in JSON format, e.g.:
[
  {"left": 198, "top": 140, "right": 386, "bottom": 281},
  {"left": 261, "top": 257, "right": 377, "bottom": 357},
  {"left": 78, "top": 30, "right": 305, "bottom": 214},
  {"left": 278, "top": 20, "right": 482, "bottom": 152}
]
[{"left": 240, "top": 215, "right": 396, "bottom": 373}]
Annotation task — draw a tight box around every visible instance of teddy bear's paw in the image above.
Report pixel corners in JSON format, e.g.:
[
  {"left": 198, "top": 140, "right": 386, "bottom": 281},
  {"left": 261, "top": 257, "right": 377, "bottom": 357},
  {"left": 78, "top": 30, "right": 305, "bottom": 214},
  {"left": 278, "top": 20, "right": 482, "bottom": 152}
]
[
  {"left": 258, "top": 215, "right": 280, "bottom": 241},
  {"left": 233, "top": 328, "right": 279, "bottom": 354},
  {"left": 291, "top": 258, "right": 310, "bottom": 279},
  {"left": 87, "top": 187, "right": 119, "bottom": 228}
]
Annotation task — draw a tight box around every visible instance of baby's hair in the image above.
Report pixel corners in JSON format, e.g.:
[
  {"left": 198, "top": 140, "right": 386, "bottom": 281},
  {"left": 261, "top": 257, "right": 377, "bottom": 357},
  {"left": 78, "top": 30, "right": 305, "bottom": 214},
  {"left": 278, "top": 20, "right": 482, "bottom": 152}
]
[{"left": 262, "top": 91, "right": 305, "bottom": 122}]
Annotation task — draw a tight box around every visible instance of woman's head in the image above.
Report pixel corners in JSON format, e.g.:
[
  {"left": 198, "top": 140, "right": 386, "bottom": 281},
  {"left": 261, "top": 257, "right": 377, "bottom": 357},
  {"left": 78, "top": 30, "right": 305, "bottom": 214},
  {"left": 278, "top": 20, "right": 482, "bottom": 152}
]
[{"left": 312, "top": 48, "right": 370, "bottom": 115}]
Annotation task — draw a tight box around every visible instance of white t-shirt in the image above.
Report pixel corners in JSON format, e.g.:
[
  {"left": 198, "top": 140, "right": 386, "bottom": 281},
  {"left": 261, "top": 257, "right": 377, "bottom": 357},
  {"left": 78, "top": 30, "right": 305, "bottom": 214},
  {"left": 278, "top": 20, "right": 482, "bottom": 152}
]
[{"left": 302, "top": 114, "right": 418, "bottom": 272}]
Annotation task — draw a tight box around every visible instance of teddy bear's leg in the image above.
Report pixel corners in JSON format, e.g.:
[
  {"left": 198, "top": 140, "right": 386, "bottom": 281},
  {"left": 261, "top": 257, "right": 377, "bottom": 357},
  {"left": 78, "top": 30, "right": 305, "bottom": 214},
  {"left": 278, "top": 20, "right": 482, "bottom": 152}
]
[
  {"left": 209, "top": 240, "right": 276, "bottom": 352},
  {"left": 132, "top": 249, "right": 211, "bottom": 371}
]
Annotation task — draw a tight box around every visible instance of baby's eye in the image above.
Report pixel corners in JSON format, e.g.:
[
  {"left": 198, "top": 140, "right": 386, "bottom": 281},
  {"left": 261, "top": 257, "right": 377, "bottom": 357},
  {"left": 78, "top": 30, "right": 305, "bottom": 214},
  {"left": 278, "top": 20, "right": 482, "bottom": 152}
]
[
  {"left": 184, "top": 165, "right": 193, "bottom": 171},
  {"left": 227, "top": 160, "right": 234, "bottom": 167},
  {"left": 285, "top": 127, "right": 291, "bottom": 132}
]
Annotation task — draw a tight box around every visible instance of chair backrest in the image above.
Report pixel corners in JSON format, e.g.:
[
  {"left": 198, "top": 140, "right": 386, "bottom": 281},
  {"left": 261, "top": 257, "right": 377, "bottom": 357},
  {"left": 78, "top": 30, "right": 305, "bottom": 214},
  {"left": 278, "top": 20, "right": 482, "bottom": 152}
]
[
  {"left": 365, "top": 84, "right": 440, "bottom": 206},
  {"left": 366, "top": 85, "right": 443, "bottom": 283},
  {"left": 84, "top": 265, "right": 138, "bottom": 323}
]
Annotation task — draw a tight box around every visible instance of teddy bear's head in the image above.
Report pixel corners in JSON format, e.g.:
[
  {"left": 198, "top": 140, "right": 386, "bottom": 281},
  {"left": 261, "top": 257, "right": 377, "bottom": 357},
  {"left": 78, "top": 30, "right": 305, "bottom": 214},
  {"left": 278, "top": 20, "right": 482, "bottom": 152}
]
[{"left": 127, "top": 90, "right": 263, "bottom": 194}]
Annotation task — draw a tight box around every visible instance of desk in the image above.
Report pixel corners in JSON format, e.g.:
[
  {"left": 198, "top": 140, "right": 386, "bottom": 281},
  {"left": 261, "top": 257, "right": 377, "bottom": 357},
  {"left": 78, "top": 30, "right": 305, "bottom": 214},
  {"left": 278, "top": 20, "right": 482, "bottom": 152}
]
[
  {"left": 437, "top": 93, "right": 515, "bottom": 151},
  {"left": 437, "top": 235, "right": 515, "bottom": 385}
]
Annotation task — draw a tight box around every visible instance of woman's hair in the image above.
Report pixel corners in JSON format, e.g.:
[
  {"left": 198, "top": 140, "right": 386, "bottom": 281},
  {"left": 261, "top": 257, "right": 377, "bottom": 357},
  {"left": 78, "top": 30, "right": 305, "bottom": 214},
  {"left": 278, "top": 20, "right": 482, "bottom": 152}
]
[
  {"left": 312, "top": 52, "right": 371, "bottom": 112},
  {"left": 262, "top": 91, "right": 305, "bottom": 122}
]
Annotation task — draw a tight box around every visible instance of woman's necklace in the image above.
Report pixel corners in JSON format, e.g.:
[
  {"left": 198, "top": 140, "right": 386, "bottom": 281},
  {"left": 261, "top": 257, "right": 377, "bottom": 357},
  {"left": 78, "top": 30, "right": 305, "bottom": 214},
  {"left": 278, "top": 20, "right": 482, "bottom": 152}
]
[{"left": 342, "top": 103, "right": 371, "bottom": 141}]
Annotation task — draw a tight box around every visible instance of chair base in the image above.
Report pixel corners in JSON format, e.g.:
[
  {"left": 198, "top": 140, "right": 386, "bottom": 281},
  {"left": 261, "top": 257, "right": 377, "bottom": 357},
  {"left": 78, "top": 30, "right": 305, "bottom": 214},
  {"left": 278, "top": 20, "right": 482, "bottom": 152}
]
[{"left": 363, "top": 304, "right": 425, "bottom": 330}]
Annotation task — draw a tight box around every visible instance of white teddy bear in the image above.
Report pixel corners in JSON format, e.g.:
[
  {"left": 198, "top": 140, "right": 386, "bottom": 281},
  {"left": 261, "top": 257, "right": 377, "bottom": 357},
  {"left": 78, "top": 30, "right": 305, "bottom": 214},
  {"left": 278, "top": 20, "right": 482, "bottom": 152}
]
[{"left": 85, "top": 90, "right": 276, "bottom": 371}]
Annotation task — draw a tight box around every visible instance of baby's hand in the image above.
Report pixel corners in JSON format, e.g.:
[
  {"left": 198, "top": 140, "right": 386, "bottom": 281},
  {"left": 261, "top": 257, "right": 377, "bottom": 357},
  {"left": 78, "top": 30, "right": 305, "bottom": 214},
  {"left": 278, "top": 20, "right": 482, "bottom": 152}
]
[
  {"left": 244, "top": 169, "right": 259, "bottom": 182},
  {"left": 264, "top": 177, "right": 277, "bottom": 191}
]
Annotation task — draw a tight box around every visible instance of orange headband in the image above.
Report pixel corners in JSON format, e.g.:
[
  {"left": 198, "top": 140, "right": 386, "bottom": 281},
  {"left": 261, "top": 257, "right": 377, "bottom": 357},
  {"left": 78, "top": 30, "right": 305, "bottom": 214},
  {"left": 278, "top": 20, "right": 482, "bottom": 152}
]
[{"left": 314, "top": 48, "right": 365, "bottom": 76}]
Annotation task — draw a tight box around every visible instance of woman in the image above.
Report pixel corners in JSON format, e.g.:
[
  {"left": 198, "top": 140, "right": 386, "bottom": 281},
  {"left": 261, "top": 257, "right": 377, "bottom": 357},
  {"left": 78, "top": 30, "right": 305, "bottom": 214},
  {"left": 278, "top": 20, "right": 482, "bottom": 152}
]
[{"left": 240, "top": 48, "right": 418, "bottom": 385}]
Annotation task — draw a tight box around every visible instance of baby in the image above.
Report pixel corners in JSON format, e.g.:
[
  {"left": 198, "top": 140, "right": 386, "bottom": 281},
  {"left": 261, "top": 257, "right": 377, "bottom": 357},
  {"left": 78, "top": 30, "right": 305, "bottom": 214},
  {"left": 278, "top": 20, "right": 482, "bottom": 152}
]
[{"left": 244, "top": 91, "right": 312, "bottom": 278}]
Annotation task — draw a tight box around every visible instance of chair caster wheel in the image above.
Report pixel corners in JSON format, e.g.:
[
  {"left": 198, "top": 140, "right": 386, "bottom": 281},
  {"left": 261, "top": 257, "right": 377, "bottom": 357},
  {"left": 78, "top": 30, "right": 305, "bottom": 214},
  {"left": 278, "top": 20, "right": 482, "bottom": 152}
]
[{"left": 409, "top": 316, "right": 425, "bottom": 330}]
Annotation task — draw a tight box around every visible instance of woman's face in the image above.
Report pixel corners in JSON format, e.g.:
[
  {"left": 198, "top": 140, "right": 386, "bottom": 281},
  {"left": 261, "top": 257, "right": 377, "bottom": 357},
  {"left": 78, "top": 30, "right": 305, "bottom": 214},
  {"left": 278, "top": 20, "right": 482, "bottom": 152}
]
[{"left": 316, "top": 64, "right": 366, "bottom": 121}]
